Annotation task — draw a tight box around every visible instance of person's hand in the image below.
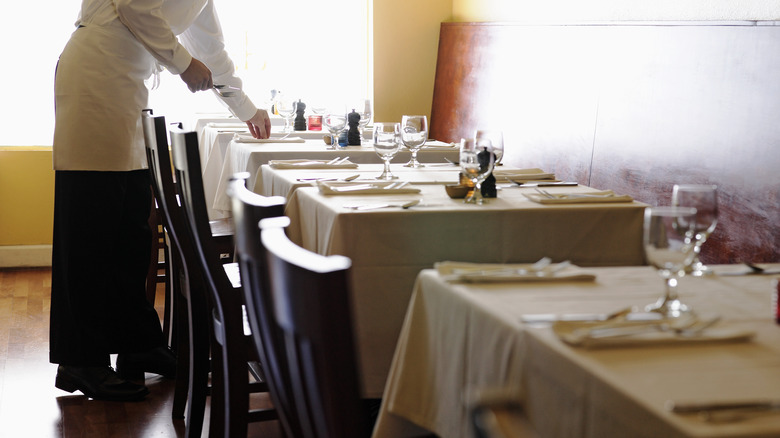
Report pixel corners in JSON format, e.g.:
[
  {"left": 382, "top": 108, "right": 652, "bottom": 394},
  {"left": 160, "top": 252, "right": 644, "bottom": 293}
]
[
  {"left": 180, "top": 58, "right": 213, "bottom": 93},
  {"left": 246, "top": 109, "right": 271, "bottom": 139}
]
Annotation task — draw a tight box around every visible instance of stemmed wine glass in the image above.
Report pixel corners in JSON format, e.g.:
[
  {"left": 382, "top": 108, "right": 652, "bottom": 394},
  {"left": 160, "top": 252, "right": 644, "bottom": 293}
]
[
  {"left": 275, "top": 94, "right": 296, "bottom": 134},
  {"left": 474, "top": 129, "right": 504, "bottom": 165},
  {"left": 400, "top": 115, "right": 428, "bottom": 168},
  {"left": 672, "top": 184, "right": 718, "bottom": 277},
  {"left": 373, "top": 122, "right": 401, "bottom": 180},
  {"left": 323, "top": 113, "right": 347, "bottom": 149},
  {"left": 460, "top": 138, "right": 495, "bottom": 204},
  {"left": 357, "top": 99, "right": 372, "bottom": 144},
  {"left": 643, "top": 206, "right": 699, "bottom": 317}
]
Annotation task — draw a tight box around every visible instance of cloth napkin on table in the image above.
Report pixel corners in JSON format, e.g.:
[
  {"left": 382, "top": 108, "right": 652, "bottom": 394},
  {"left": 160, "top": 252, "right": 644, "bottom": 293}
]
[
  {"left": 524, "top": 190, "right": 634, "bottom": 204},
  {"left": 316, "top": 181, "right": 421, "bottom": 195},
  {"left": 553, "top": 319, "right": 755, "bottom": 349},
  {"left": 435, "top": 261, "right": 596, "bottom": 283},
  {"left": 233, "top": 133, "right": 305, "bottom": 143},
  {"left": 268, "top": 159, "right": 358, "bottom": 169},
  {"left": 493, "top": 168, "right": 556, "bottom": 183},
  {"left": 420, "top": 140, "right": 459, "bottom": 151}
]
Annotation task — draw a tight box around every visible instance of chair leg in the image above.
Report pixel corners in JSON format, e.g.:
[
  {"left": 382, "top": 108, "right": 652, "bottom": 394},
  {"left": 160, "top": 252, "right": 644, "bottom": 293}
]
[
  {"left": 183, "top": 282, "right": 212, "bottom": 438},
  {"left": 171, "top": 262, "right": 188, "bottom": 419}
]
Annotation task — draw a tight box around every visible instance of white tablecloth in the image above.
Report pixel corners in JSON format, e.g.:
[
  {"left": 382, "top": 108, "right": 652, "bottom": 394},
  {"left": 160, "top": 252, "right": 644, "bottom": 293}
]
[
  {"left": 372, "top": 265, "right": 780, "bottom": 438},
  {"left": 258, "top": 163, "right": 462, "bottom": 198},
  {"left": 210, "top": 139, "right": 460, "bottom": 216},
  {"left": 283, "top": 184, "right": 647, "bottom": 396}
]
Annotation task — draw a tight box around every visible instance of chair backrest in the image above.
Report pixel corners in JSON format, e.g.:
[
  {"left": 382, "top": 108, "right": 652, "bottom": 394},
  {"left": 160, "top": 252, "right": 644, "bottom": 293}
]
[
  {"left": 226, "top": 175, "right": 297, "bottom": 437},
  {"left": 142, "top": 110, "right": 200, "bottom": 296},
  {"left": 168, "top": 128, "right": 242, "bottom": 329},
  {"left": 259, "top": 216, "right": 367, "bottom": 438}
]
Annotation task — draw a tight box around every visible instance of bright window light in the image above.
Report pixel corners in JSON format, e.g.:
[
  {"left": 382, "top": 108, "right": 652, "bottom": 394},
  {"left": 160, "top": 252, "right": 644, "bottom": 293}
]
[{"left": 1, "top": 0, "right": 370, "bottom": 146}]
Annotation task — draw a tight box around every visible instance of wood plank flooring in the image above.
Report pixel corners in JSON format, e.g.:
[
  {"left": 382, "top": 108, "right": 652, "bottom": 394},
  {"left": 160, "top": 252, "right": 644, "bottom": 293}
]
[{"left": 0, "top": 268, "right": 283, "bottom": 438}]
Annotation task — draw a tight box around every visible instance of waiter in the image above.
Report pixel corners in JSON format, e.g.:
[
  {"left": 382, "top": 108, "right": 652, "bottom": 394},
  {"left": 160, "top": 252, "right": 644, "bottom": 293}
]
[{"left": 50, "top": 0, "right": 270, "bottom": 401}]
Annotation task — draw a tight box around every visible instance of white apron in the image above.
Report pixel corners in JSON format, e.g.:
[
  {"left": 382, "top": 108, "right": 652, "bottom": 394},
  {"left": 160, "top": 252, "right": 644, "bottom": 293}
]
[{"left": 54, "top": 18, "right": 156, "bottom": 171}]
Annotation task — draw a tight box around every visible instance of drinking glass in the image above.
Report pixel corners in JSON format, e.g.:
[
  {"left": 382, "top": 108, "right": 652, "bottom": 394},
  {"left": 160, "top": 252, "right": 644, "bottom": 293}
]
[
  {"left": 323, "top": 113, "right": 347, "bottom": 149},
  {"left": 275, "top": 94, "right": 296, "bottom": 133},
  {"left": 373, "top": 122, "right": 401, "bottom": 180},
  {"left": 400, "top": 115, "right": 428, "bottom": 168},
  {"left": 357, "top": 99, "right": 372, "bottom": 143},
  {"left": 643, "top": 206, "right": 699, "bottom": 317},
  {"left": 672, "top": 184, "right": 718, "bottom": 277},
  {"left": 460, "top": 138, "right": 495, "bottom": 204},
  {"left": 474, "top": 129, "right": 504, "bottom": 165}
]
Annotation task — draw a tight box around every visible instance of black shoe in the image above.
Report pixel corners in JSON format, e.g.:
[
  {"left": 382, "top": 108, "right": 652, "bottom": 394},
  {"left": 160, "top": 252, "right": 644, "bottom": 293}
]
[
  {"left": 116, "top": 346, "right": 176, "bottom": 380},
  {"left": 55, "top": 365, "right": 149, "bottom": 402}
]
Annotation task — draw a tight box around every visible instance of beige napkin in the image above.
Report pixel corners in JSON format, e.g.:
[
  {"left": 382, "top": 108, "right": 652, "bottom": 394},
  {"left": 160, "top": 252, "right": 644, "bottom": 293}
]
[
  {"left": 233, "top": 133, "right": 305, "bottom": 143},
  {"left": 493, "top": 168, "right": 556, "bottom": 183},
  {"left": 317, "top": 181, "right": 421, "bottom": 195},
  {"left": 553, "top": 319, "right": 755, "bottom": 349},
  {"left": 421, "top": 140, "right": 459, "bottom": 151},
  {"left": 436, "top": 261, "right": 596, "bottom": 283},
  {"left": 524, "top": 190, "right": 634, "bottom": 204},
  {"left": 269, "top": 159, "right": 358, "bottom": 169}
]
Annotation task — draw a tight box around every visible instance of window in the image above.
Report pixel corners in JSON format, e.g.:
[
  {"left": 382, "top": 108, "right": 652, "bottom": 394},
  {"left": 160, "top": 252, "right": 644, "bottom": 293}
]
[{"left": 1, "top": 0, "right": 370, "bottom": 146}]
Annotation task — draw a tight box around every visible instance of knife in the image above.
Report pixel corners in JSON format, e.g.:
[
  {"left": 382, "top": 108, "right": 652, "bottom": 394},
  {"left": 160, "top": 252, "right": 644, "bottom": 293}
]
[{"left": 667, "top": 399, "right": 780, "bottom": 414}]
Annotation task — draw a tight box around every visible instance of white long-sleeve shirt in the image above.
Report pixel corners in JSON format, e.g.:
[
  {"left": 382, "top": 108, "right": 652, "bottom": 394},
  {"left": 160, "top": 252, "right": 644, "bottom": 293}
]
[{"left": 53, "top": 0, "right": 256, "bottom": 171}]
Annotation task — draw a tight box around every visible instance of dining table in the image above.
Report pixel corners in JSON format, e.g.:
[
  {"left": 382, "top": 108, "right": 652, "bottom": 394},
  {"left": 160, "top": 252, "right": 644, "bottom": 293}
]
[
  {"left": 280, "top": 179, "right": 647, "bottom": 396},
  {"left": 207, "top": 135, "right": 461, "bottom": 218},
  {"left": 196, "top": 120, "right": 337, "bottom": 218},
  {"left": 371, "top": 264, "right": 780, "bottom": 438}
]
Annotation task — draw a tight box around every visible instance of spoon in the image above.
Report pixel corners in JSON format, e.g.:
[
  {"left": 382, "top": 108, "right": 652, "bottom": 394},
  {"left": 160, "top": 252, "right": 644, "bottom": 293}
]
[{"left": 213, "top": 84, "right": 240, "bottom": 97}]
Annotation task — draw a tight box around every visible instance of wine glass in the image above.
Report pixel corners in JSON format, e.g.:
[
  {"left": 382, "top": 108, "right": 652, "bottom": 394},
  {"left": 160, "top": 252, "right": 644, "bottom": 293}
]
[
  {"left": 275, "top": 94, "right": 296, "bottom": 134},
  {"left": 323, "top": 113, "right": 347, "bottom": 149},
  {"left": 460, "top": 138, "right": 495, "bottom": 204},
  {"left": 356, "top": 99, "right": 372, "bottom": 143},
  {"left": 373, "top": 122, "right": 401, "bottom": 180},
  {"left": 643, "top": 206, "right": 699, "bottom": 317},
  {"left": 672, "top": 184, "right": 718, "bottom": 277},
  {"left": 400, "top": 115, "right": 428, "bottom": 168},
  {"left": 474, "top": 129, "right": 504, "bottom": 165}
]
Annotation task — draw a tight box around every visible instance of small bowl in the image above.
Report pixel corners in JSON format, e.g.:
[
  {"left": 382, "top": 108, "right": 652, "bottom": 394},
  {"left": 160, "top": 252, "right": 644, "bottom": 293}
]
[{"left": 445, "top": 184, "right": 470, "bottom": 199}]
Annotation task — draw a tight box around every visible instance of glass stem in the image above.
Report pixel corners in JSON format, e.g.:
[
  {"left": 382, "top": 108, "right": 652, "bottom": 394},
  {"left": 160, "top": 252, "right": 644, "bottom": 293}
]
[
  {"left": 664, "top": 277, "right": 679, "bottom": 303},
  {"left": 473, "top": 180, "right": 483, "bottom": 203}
]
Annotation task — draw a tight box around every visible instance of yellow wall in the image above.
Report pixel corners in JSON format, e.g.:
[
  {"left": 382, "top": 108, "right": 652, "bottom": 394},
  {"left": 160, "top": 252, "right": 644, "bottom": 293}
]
[
  {"left": 372, "top": 0, "right": 452, "bottom": 123},
  {"left": 0, "top": 147, "right": 54, "bottom": 245}
]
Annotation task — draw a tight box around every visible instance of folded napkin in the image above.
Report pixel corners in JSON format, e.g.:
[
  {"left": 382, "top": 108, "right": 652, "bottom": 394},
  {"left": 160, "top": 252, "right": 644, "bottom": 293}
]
[
  {"left": 493, "top": 168, "right": 556, "bottom": 183},
  {"left": 553, "top": 319, "right": 755, "bottom": 349},
  {"left": 269, "top": 159, "right": 358, "bottom": 169},
  {"left": 233, "top": 133, "right": 305, "bottom": 143},
  {"left": 524, "top": 190, "right": 633, "bottom": 204},
  {"left": 436, "top": 261, "right": 596, "bottom": 283},
  {"left": 317, "top": 181, "right": 421, "bottom": 195},
  {"left": 421, "top": 140, "right": 459, "bottom": 151}
]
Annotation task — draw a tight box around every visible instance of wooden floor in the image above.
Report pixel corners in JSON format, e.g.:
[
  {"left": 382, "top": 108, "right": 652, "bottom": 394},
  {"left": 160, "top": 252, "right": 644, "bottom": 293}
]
[{"left": 0, "top": 267, "right": 284, "bottom": 438}]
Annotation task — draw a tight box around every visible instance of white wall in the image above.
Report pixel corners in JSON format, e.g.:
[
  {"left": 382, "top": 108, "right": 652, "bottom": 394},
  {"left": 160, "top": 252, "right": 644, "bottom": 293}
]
[{"left": 452, "top": 0, "right": 780, "bottom": 22}]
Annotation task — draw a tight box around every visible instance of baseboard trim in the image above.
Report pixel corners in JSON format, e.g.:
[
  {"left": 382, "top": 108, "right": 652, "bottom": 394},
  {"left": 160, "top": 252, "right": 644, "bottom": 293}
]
[{"left": 0, "top": 245, "right": 52, "bottom": 268}]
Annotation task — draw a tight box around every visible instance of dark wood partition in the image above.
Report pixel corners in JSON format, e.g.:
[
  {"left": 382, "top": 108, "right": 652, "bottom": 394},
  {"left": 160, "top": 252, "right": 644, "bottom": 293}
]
[{"left": 431, "top": 22, "right": 779, "bottom": 264}]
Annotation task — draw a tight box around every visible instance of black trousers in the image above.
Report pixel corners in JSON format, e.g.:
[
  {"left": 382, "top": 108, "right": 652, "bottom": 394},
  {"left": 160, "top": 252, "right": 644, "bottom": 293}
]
[{"left": 49, "top": 169, "right": 164, "bottom": 367}]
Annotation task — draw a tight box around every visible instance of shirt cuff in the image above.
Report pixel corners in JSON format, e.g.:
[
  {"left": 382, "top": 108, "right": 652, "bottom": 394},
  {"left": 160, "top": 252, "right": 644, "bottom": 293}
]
[
  {"left": 233, "top": 98, "right": 258, "bottom": 122},
  {"left": 168, "top": 46, "right": 193, "bottom": 75}
]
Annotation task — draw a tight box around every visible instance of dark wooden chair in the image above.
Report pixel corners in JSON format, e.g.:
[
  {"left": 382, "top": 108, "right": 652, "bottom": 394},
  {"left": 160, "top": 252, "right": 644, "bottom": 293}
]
[
  {"left": 145, "top": 192, "right": 172, "bottom": 345},
  {"left": 169, "top": 127, "right": 278, "bottom": 438},
  {"left": 259, "top": 215, "right": 370, "bottom": 438},
  {"left": 227, "top": 175, "right": 302, "bottom": 438},
  {"left": 142, "top": 110, "right": 211, "bottom": 437}
]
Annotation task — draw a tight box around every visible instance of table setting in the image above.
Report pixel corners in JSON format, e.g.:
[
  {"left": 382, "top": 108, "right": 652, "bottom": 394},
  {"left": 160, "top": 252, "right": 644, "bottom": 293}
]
[{"left": 371, "top": 179, "right": 779, "bottom": 437}]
